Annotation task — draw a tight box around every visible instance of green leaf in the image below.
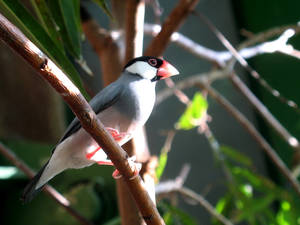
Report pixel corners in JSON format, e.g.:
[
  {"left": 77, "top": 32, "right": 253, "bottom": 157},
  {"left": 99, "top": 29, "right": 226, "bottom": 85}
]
[
  {"left": 220, "top": 145, "right": 252, "bottom": 167},
  {"left": 92, "top": 0, "right": 112, "bottom": 18},
  {"left": 276, "top": 201, "right": 299, "bottom": 225},
  {"left": 58, "top": 0, "right": 81, "bottom": 59},
  {"left": 0, "top": 0, "right": 89, "bottom": 98},
  {"left": 155, "top": 151, "right": 168, "bottom": 182},
  {"left": 176, "top": 92, "right": 208, "bottom": 130},
  {"left": 30, "top": 0, "right": 63, "bottom": 49}
]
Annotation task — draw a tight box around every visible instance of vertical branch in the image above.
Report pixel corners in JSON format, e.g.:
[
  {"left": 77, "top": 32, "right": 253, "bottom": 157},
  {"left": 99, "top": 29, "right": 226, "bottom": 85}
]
[
  {"left": 117, "top": 1, "right": 150, "bottom": 225},
  {"left": 124, "top": 0, "right": 145, "bottom": 62}
]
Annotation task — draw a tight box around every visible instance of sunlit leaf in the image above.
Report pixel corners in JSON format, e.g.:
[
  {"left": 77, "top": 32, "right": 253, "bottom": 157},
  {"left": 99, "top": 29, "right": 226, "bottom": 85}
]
[
  {"left": 239, "top": 183, "right": 253, "bottom": 198},
  {"left": 276, "top": 201, "right": 299, "bottom": 225},
  {"left": 155, "top": 151, "right": 168, "bottom": 182},
  {"left": 220, "top": 145, "right": 252, "bottom": 167},
  {"left": 176, "top": 92, "right": 208, "bottom": 130},
  {"left": 0, "top": 0, "right": 89, "bottom": 98},
  {"left": 91, "top": 0, "right": 112, "bottom": 18},
  {"left": 0, "top": 166, "right": 19, "bottom": 179}
]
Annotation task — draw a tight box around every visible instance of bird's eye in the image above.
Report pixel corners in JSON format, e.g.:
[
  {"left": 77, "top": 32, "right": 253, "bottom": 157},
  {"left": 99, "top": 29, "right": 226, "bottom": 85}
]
[{"left": 148, "top": 58, "right": 157, "bottom": 67}]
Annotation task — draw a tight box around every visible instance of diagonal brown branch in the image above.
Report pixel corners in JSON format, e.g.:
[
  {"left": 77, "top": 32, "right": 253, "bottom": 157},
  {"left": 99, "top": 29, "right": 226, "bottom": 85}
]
[
  {"left": 0, "top": 13, "right": 164, "bottom": 225},
  {"left": 0, "top": 142, "right": 94, "bottom": 225}
]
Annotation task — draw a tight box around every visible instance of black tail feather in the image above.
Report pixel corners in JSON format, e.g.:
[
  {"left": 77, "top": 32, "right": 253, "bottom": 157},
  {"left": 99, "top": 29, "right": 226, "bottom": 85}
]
[{"left": 21, "top": 162, "right": 49, "bottom": 203}]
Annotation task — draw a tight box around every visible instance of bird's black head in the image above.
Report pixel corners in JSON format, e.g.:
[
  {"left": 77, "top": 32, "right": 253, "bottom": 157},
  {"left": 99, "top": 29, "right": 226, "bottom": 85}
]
[{"left": 124, "top": 56, "right": 179, "bottom": 82}]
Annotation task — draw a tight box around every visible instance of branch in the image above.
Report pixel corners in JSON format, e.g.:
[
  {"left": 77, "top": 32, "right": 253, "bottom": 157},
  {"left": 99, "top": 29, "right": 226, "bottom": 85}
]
[
  {"left": 0, "top": 142, "right": 94, "bottom": 225},
  {"left": 0, "top": 13, "right": 164, "bottom": 225},
  {"left": 144, "top": 0, "right": 199, "bottom": 56},
  {"left": 117, "top": 1, "right": 152, "bottom": 225},
  {"left": 156, "top": 165, "right": 234, "bottom": 225},
  {"left": 124, "top": 0, "right": 145, "bottom": 63}
]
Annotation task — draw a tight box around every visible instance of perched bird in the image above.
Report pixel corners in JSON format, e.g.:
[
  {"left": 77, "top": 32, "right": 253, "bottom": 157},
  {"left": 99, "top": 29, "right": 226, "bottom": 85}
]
[{"left": 22, "top": 56, "right": 179, "bottom": 202}]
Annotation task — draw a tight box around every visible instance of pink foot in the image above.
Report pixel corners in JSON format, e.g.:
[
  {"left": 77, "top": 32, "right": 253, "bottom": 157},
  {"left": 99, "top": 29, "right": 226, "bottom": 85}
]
[
  {"left": 85, "top": 127, "right": 128, "bottom": 162},
  {"left": 112, "top": 156, "right": 142, "bottom": 180}
]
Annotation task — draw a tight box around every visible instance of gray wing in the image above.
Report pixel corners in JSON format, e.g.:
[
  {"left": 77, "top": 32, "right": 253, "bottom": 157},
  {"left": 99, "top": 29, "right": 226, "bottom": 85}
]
[{"left": 53, "top": 81, "right": 124, "bottom": 151}]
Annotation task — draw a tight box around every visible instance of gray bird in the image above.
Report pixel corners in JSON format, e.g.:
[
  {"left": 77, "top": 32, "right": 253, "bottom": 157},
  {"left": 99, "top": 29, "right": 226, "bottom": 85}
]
[{"left": 22, "top": 56, "right": 179, "bottom": 202}]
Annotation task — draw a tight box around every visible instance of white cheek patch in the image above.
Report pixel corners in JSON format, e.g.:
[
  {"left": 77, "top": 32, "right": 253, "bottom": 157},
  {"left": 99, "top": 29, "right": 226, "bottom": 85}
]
[{"left": 126, "top": 61, "right": 157, "bottom": 80}]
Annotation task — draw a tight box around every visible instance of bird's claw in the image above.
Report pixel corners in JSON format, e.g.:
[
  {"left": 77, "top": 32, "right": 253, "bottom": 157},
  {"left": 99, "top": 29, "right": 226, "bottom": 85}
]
[{"left": 112, "top": 156, "right": 141, "bottom": 180}]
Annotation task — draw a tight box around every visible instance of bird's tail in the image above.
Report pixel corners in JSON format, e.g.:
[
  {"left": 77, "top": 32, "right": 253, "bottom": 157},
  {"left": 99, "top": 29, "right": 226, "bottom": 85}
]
[{"left": 21, "top": 161, "right": 49, "bottom": 203}]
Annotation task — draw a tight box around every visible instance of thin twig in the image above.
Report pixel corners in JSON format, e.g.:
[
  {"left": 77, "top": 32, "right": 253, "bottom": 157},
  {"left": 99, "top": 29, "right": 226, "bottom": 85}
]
[
  {"left": 156, "top": 165, "right": 234, "bottom": 225},
  {"left": 0, "top": 142, "right": 94, "bottom": 225},
  {"left": 230, "top": 74, "right": 300, "bottom": 151},
  {"left": 144, "top": 23, "right": 300, "bottom": 66},
  {"left": 197, "top": 83, "right": 300, "bottom": 196},
  {"left": 0, "top": 13, "right": 164, "bottom": 225},
  {"left": 194, "top": 11, "right": 300, "bottom": 115},
  {"left": 178, "top": 187, "right": 234, "bottom": 225},
  {"left": 156, "top": 69, "right": 230, "bottom": 105}
]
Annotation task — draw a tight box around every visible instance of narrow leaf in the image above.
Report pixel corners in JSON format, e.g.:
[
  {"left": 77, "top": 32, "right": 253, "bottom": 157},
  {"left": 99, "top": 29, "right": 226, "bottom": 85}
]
[
  {"left": 176, "top": 92, "right": 208, "bottom": 130},
  {"left": 58, "top": 0, "right": 81, "bottom": 59},
  {"left": 92, "top": 0, "right": 112, "bottom": 18},
  {"left": 156, "top": 151, "right": 168, "bottom": 182},
  {"left": 30, "top": 0, "right": 63, "bottom": 49},
  {"left": 220, "top": 145, "right": 252, "bottom": 167}
]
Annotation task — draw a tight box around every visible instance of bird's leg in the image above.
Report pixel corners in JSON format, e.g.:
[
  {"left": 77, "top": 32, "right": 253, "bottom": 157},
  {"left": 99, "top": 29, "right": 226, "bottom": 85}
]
[
  {"left": 112, "top": 156, "right": 142, "bottom": 180},
  {"left": 86, "top": 127, "right": 126, "bottom": 161},
  {"left": 85, "top": 127, "right": 140, "bottom": 179}
]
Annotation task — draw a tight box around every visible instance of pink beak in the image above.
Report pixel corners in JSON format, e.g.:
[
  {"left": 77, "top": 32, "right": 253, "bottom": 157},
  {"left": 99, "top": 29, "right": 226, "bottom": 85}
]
[{"left": 156, "top": 60, "right": 179, "bottom": 79}]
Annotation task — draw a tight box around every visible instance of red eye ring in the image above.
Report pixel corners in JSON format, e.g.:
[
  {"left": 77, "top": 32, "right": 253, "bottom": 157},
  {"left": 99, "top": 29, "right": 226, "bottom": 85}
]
[{"left": 148, "top": 58, "right": 157, "bottom": 66}]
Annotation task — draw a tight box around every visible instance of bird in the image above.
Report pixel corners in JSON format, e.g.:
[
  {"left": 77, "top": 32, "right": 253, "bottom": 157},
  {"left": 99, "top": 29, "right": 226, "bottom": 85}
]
[{"left": 22, "top": 56, "right": 179, "bottom": 203}]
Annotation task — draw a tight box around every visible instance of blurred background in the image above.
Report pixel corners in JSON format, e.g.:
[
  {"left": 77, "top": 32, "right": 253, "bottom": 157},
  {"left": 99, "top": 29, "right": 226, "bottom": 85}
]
[{"left": 0, "top": 0, "right": 300, "bottom": 224}]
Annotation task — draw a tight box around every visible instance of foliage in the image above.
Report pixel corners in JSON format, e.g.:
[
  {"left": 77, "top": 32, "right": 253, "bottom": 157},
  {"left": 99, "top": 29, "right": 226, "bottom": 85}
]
[
  {"left": 213, "top": 145, "right": 300, "bottom": 225},
  {"left": 176, "top": 92, "right": 208, "bottom": 130}
]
